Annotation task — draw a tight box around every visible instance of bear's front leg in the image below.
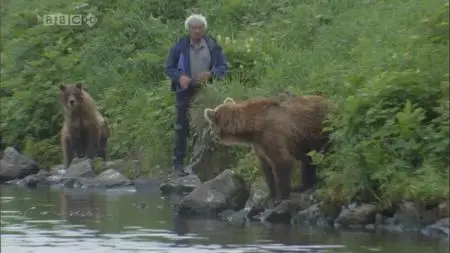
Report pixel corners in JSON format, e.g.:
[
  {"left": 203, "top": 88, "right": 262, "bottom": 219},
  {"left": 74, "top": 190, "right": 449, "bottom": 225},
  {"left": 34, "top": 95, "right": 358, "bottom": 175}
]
[
  {"left": 297, "top": 154, "right": 317, "bottom": 192},
  {"left": 62, "top": 135, "right": 74, "bottom": 169},
  {"left": 70, "top": 127, "right": 84, "bottom": 158},
  {"left": 253, "top": 145, "right": 277, "bottom": 199},
  {"left": 97, "top": 122, "right": 109, "bottom": 161},
  {"left": 261, "top": 140, "right": 294, "bottom": 204},
  {"left": 85, "top": 130, "right": 98, "bottom": 160}
]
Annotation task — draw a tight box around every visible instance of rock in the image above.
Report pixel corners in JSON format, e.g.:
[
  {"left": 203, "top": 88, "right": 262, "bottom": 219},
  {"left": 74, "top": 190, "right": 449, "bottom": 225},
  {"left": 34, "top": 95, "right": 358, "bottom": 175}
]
[
  {"left": 37, "top": 169, "right": 50, "bottom": 176},
  {"left": 62, "top": 158, "right": 95, "bottom": 179},
  {"left": 291, "top": 203, "right": 332, "bottom": 227},
  {"left": 421, "top": 218, "right": 450, "bottom": 238},
  {"left": 258, "top": 191, "right": 318, "bottom": 224},
  {"left": 46, "top": 175, "right": 66, "bottom": 185},
  {"left": 290, "top": 190, "right": 318, "bottom": 210},
  {"left": 0, "top": 146, "right": 40, "bottom": 182},
  {"left": 103, "top": 159, "right": 140, "bottom": 179},
  {"left": 218, "top": 209, "right": 250, "bottom": 227},
  {"left": 74, "top": 169, "right": 132, "bottom": 189},
  {"left": 133, "top": 177, "right": 162, "bottom": 194},
  {"left": 438, "top": 200, "right": 449, "bottom": 218},
  {"left": 17, "top": 173, "right": 50, "bottom": 188},
  {"left": 176, "top": 169, "right": 249, "bottom": 217},
  {"left": 184, "top": 127, "right": 236, "bottom": 181},
  {"left": 259, "top": 200, "right": 296, "bottom": 223},
  {"left": 381, "top": 200, "right": 441, "bottom": 233},
  {"left": 244, "top": 178, "right": 270, "bottom": 219},
  {"left": 95, "top": 168, "right": 132, "bottom": 187},
  {"left": 334, "top": 203, "right": 378, "bottom": 228},
  {"left": 218, "top": 209, "right": 236, "bottom": 221},
  {"left": 160, "top": 174, "right": 202, "bottom": 195},
  {"left": 50, "top": 164, "right": 66, "bottom": 176}
]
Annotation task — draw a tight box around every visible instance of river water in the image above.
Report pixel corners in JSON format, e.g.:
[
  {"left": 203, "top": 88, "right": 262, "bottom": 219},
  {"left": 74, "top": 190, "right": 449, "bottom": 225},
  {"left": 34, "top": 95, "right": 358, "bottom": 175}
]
[{"left": 1, "top": 185, "right": 448, "bottom": 253}]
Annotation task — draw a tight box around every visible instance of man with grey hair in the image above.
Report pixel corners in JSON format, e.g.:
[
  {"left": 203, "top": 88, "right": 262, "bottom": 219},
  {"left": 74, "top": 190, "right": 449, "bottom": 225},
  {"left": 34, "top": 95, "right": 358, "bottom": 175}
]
[{"left": 164, "top": 14, "right": 227, "bottom": 177}]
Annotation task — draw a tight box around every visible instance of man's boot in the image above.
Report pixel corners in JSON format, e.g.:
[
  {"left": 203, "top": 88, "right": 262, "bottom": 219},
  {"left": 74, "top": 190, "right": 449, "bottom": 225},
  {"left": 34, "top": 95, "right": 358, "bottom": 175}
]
[{"left": 173, "top": 163, "right": 188, "bottom": 177}]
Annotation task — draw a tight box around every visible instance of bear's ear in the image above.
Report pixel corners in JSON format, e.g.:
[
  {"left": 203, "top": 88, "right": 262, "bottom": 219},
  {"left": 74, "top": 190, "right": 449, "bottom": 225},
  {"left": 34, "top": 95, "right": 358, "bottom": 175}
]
[
  {"left": 223, "top": 97, "right": 235, "bottom": 104},
  {"left": 59, "top": 84, "right": 66, "bottom": 91},
  {"left": 75, "top": 82, "right": 84, "bottom": 90},
  {"left": 204, "top": 108, "right": 216, "bottom": 124}
]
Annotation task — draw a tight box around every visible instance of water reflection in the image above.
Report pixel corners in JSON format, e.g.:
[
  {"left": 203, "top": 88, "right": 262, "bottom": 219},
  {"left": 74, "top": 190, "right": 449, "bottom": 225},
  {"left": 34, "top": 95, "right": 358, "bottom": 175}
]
[
  {"left": 59, "top": 189, "right": 106, "bottom": 222},
  {"left": 0, "top": 185, "right": 448, "bottom": 253}
]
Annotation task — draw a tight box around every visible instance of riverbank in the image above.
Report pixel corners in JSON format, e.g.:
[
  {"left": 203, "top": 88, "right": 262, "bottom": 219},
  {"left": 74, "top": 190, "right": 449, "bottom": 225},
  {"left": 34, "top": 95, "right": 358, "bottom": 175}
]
[
  {"left": 2, "top": 185, "right": 449, "bottom": 253},
  {"left": 1, "top": 146, "right": 448, "bottom": 240}
]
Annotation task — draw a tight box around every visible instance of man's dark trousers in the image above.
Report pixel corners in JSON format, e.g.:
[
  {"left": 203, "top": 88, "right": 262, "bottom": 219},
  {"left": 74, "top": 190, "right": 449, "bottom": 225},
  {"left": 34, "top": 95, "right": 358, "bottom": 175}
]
[{"left": 172, "top": 85, "right": 199, "bottom": 172}]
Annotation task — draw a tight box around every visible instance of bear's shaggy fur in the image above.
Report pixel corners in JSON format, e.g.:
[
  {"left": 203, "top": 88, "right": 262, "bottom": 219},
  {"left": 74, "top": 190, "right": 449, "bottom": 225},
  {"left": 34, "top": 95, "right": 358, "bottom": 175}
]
[
  {"left": 204, "top": 95, "right": 332, "bottom": 201},
  {"left": 59, "top": 82, "right": 109, "bottom": 168}
]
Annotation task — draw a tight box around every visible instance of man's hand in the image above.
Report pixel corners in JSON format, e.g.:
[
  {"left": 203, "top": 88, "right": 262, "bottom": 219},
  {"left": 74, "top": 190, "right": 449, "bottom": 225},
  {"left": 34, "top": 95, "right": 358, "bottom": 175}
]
[
  {"left": 179, "top": 75, "right": 191, "bottom": 89},
  {"left": 197, "top": 71, "right": 212, "bottom": 85}
]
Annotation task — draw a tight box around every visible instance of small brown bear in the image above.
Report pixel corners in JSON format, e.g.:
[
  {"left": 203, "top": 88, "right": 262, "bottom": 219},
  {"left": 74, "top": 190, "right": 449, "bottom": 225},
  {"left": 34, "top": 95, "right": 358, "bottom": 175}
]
[
  {"left": 59, "top": 82, "right": 110, "bottom": 168},
  {"left": 204, "top": 95, "right": 332, "bottom": 202}
]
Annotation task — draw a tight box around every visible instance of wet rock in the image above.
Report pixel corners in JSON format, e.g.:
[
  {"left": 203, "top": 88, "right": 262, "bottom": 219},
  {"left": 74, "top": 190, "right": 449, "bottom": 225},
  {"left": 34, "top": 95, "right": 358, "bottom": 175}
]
[
  {"left": 62, "top": 158, "right": 95, "bottom": 179},
  {"left": 17, "top": 173, "right": 50, "bottom": 188},
  {"left": 103, "top": 159, "right": 140, "bottom": 179},
  {"left": 133, "top": 177, "right": 161, "bottom": 194},
  {"left": 259, "top": 191, "right": 317, "bottom": 224},
  {"left": 421, "top": 218, "right": 450, "bottom": 238},
  {"left": 184, "top": 127, "right": 235, "bottom": 181},
  {"left": 218, "top": 209, "right": 250, "bottom": 227},
  {"left": 218, "top": 209, "right": 236, "bottom": 221},
  {"left": 244, "top": 178, "right": 270, "bottom": 219},
  {"left": 60, "top": 177, "right": 78, "bottom": 188},
  {"left": 160, "top": 174, "right": 202, "bottom": 195},
  {"left": 95, "top": 168, "right": 132, "bottom": 186},
  {"left": 334, "top": 203, "right": 378, "bottom": 228},
  {"left": 50, "top": 164, "right": 66, "bottom": 176},
  {"left": 382, "top": 200, "right": 439, "bottom": 232},
  {"left": 46, "top": 175, "right": 65, "bottom": 185},
  {"left": 72, "top": 169, "right": 132, "bottom": 189},
  {"left": 176, "top": 169, "right": 249, "bottom": 217},
  {"left": 290, "top": 190, "right": 318, "bottom": 210},
  {"left": 4, "top": 179, "right": 20, "bottom": 184},
  {"left": 291, "top": 203, "right": 332, "bottom": 227},
  {"left": 259, "top": 200, "right": 293, "bottom": 223},
  {"left": 37, "top": 169, "right": 51, "bottom": 176},
  {"left": 0, "top": 146, "right": 40, "bottom": 183}
]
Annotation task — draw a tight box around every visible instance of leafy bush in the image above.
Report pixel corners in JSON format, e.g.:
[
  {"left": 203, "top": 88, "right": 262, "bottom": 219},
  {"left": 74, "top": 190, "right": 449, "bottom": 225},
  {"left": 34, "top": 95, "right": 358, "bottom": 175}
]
[{"left": 1, "top": 0, "right": 448, "bottom": 206}]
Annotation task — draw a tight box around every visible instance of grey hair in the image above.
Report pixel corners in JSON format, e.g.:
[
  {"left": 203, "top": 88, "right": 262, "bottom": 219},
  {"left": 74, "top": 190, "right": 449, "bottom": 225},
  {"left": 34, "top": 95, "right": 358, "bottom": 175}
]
[{"left": 184, "top": 14, "right": 207, "bottom": 30}]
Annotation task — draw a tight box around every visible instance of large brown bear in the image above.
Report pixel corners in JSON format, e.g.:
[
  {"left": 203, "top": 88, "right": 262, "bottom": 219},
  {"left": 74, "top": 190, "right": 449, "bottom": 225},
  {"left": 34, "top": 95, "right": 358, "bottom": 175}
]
[
  {"left": 59, "top": 82, "right": 110, "bottom": 168},
  {"left": 203, "top": 95, "right": 332, "bottom": 202}
]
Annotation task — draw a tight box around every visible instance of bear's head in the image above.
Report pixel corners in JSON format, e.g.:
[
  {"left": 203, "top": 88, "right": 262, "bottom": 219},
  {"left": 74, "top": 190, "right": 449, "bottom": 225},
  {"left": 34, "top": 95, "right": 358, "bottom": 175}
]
[
  {"left": 59, "top": 82, "right": 85, "bottom": 110},
  {"left": 204, "top": 97, "right": 237, "bottom": 143}
]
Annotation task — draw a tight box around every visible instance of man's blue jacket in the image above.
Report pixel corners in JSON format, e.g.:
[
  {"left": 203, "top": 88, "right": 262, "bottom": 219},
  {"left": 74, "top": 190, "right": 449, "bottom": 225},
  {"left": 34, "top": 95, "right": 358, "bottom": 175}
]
[{"left": 164, "top": 35, "right": 227, "bottom": 92}]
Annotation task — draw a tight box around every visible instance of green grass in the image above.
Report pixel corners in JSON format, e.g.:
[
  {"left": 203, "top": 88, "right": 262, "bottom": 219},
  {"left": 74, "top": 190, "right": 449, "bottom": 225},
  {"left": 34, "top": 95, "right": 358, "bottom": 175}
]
[{"left": 1, "top": 0, "right": 448, "bottom": 206}]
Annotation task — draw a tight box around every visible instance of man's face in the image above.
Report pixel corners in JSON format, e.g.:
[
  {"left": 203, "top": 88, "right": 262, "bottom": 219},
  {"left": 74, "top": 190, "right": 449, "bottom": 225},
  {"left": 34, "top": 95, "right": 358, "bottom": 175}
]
[{"left": 188, "top": 23, "right": 205, "bottom": 40}]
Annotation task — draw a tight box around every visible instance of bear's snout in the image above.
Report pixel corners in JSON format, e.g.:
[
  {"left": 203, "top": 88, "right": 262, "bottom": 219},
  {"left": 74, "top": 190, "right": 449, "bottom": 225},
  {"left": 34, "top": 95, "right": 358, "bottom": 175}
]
[{"left": 67, "top": 95, "right": 77, "bottom": 107}]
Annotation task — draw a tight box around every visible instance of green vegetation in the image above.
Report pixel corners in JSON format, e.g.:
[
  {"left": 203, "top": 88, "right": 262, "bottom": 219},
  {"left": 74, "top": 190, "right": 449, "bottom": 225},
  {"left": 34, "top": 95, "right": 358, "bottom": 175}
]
[{"left": 1, "top": 0, "right": 448, "bottom": 207}]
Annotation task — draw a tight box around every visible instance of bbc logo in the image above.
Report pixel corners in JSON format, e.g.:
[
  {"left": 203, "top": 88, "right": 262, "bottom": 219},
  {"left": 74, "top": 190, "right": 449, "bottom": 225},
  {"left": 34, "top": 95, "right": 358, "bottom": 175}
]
[
  {"left": 42, "top": 14, "right": 83, "bottom": 26},
  {"left": 41, "top": 13, "right": 97, "bottom": 27}
]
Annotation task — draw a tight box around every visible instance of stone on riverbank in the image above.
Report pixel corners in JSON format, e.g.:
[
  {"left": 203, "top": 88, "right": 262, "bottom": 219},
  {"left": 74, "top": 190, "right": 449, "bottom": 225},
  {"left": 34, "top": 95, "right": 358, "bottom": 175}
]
[
  {"left": 160, "top": 174, "right": 202, "bottom": 195},
  {"left": 334, "top": 203, "right": 378, "bottom": 229},
  {"left": 0, "top": 146, "right": 40, "bottom": 183},
  {"left": 176, "top": 169, "right": 249, "bottom": 217},
  {"left": 61, "top": 158, "right": 96, "bottom": 179},
  {"left": 69, "top": 168, "right": 133, "bottom": 189},
  {"left": 421, "top": 217, "right": 450, "bottom": 238}
]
